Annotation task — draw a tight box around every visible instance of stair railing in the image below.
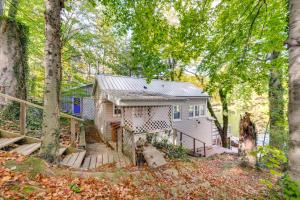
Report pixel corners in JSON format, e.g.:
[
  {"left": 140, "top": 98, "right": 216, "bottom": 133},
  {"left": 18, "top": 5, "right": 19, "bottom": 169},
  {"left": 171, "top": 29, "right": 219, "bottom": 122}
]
[
  {"left": 175, "top": 129, "right": 206, "bottom": 157},
  {"left": 0, "top": 92, "right": 84, "bottom": 147}
]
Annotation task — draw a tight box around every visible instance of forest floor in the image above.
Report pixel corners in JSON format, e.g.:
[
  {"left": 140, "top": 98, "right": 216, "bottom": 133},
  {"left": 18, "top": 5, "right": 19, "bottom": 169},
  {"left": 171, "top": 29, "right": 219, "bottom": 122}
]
[{"left": 0, "top": 151, "right": 274, "bottom": 200}]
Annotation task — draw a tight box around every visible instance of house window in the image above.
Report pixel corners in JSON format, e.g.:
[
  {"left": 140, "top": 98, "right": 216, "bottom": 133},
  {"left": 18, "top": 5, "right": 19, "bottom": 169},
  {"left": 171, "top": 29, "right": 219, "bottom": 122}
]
[
  {"left": 188, "top": 105, "right": 194, "bottom": 118},
  {"left": 113, "top": 104, "right": 121, "bottom": 117},
  {"left": 199, "top": 105, "right": 205, "bottom": 116},
  {"left": 173, "top": 105, "right": 181, "bottom": 121},
  {"left": 189, "top": 105, "right": 205, "bottom": 118},
  {"left": 195, "top": 105, "right": 200, "bottom": 117}
]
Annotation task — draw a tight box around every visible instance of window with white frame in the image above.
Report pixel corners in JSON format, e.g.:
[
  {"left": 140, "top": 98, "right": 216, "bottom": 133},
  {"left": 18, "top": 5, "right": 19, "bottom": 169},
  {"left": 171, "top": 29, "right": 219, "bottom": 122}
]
[
  {"left": 199, "top": 104, "right": 205, "bottom": 116},
  {"left": 188, "top": 105, "right": 194, "bottom": 118},
  {"left": 113, "top": 104, "right": 121, "bottom": 117},
  {"left": 189, "top": 104, "right": 205, "bottom": 118},
  {"left": 173, "top": 105, "right": 181, "bottom": 120}
]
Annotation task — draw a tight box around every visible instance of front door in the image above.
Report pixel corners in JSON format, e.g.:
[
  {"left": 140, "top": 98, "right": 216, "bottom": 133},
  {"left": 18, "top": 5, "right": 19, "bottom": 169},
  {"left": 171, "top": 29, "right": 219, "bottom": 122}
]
[{"left": 73, "top": 97, "right": 81, "bottom": 115}]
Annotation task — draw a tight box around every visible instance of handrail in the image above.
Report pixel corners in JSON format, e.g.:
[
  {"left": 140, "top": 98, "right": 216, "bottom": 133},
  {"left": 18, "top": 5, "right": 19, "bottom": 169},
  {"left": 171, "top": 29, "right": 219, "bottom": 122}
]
[
  {"left": 0, "top": 92, "right": 83, "bottom": 122},
  {"left": 175, "top": 129, "right": 206, "bottom": 157}
]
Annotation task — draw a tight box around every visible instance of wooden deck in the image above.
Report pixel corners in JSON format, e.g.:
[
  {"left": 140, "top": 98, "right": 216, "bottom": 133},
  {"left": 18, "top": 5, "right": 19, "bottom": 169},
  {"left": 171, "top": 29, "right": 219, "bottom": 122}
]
[
  {"left": 61, "top": 151, "right": 87, "bottom": 168},
  {"left": 81, "top": 151, "right": 130, "bottom": 170},
  {"left": 0, "top": 136, "right": 24, "bottom": 149},
  {"left": 197, "top": 145, "right": 238, "bottom": 157},
  {"left": 13, "top": 142, "right": 41, "bottom": 156}
]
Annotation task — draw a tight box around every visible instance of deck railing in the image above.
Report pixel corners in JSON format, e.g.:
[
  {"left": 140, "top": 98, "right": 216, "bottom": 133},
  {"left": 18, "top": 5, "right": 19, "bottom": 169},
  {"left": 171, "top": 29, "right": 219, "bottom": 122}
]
[
  {"left": 175, "top": 129, "right": 206, "bottom": 157},
  {"left": 0, "top": 92, "right": 84, "bottom": 147}
]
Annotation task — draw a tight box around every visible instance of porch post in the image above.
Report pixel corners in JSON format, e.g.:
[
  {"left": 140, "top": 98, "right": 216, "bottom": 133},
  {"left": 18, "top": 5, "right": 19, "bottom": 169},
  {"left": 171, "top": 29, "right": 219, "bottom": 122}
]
[
  {"left": 70, "top": 118, "right": 77, "bottom": 147},
  {"left": 20, "top": 102, "right": 27, "bottom": 135}
]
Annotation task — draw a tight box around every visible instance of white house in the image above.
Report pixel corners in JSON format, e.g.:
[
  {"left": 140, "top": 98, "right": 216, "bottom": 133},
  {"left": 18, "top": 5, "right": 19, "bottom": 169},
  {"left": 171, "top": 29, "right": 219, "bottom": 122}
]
[{"left": 93, "top": 74, "right": 215, "bottom": 161}]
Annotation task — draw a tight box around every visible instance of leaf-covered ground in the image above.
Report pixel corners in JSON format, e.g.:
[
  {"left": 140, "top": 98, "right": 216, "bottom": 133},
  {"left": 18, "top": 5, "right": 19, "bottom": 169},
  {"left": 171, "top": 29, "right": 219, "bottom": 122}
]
[{"left": 0, "top": 151, "right": 271, "bottom": 199}]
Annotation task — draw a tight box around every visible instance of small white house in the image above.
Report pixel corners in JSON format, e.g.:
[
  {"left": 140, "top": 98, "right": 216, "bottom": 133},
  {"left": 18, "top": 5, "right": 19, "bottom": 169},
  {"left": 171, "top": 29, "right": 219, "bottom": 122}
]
[{"left": 93, "top": 74, "right": 214, "bottom": 160}]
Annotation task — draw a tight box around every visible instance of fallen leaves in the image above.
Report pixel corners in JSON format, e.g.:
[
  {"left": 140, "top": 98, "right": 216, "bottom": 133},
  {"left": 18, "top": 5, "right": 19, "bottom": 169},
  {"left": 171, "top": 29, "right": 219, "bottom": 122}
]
[{"left": 0, "top": 151, "right": 271, "bottom": 199}]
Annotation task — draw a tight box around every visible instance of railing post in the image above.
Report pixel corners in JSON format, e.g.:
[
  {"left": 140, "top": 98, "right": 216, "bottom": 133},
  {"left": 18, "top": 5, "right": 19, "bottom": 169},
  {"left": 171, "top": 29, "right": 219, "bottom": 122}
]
[
  {"left": 70, "top": 118, "right": 77, "bottom": 147},
  {"left": 180, "top": 132, "right": 182, "bottom": 147},
  {"left": 20, "top": 102, "right": 27, "bottom": 135},
  {"left": 131, "top": 131, "right": 136, "bottom": 165},
  {"left": 173, "top": 129, "right": 177, "bottom": 145},
  {"left": 193, "top": 139, "right": 196, "bottom": 154}
]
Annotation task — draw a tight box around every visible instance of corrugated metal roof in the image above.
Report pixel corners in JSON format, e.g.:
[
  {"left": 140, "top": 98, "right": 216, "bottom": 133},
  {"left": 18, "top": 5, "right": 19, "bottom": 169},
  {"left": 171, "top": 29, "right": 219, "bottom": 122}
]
[{"left": 95, "top": 74, "right": 209, "bottom": 97}]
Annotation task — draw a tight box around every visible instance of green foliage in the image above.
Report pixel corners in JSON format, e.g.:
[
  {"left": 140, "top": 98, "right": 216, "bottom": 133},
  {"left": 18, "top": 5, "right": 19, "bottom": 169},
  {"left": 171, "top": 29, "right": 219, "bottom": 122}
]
[
  {"left": 1, "top": 102, "right": 20, "bottom": 121},
  {"left": 280, "top": 174, "right": 300, "bottom": 199},
  {"left": 256, "top": 145, "right": 288, "bottom": 174},
  {"left": 255, "top": 146, "right": 300, "bottom": 199},
  {"left": 26, "top": 107, "right": 43, "bottom": 131},
  {"left": 151, "top": 136, "right": 189, "bottom": 160},
  {"left": 69, "top": 183, "right": 81, "bottom": 193}
]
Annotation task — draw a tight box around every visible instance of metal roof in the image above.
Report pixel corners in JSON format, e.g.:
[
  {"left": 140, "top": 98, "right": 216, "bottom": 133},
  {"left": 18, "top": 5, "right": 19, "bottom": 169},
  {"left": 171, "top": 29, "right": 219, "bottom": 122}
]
[{"left": 95, "top": 74, "right": 209, "bottom": 98}]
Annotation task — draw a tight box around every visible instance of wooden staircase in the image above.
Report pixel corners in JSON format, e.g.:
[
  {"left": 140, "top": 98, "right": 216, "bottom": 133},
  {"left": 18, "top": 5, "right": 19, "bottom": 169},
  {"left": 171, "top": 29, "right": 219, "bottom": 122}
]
[
  {"left": 60, "top": 123, "right": 131, "bottom": 170},
  {"left": 0, "top": 131, "right": 67, "bottom": 157}
]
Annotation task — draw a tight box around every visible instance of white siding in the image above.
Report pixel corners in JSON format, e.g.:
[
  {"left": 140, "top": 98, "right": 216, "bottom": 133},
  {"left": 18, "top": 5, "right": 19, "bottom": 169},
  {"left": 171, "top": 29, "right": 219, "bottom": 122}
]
[
  {"left": 173, "top": 99, "right": 213, "bottom": 149},
  {"left": 94, "top": 86, "right": 121, "bottom": 142}
]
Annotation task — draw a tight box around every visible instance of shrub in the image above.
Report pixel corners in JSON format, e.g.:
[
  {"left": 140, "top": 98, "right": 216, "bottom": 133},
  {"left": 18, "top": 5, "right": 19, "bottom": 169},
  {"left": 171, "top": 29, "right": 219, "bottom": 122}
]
[
  {"left": 255, "top": 146, "right": 300, "bottom": 199},
  {"left": 152, "top": 137, "right": 189, "bottom": 160}
]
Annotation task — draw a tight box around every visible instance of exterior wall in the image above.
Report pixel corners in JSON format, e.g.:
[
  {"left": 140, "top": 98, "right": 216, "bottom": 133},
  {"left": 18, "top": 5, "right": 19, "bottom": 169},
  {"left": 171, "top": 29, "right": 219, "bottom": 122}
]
[
  {"left": 173, "top": 99, "right": 213, "bottom": 149},
  {"left": 94, "top": 87, "right": 121, "bottom": 142}
]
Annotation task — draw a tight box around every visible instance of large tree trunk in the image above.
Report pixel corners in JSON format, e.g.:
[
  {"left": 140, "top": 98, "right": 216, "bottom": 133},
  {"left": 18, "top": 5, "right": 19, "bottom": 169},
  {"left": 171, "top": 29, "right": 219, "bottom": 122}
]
[
  {"left": 287, "top": 0, "right": 300, "bottom": 183},
  {"left": 268, "top": 51, "right": 286, "bottom": 148},
  {"left": 239, "top": 112, "right": 257, "bottom": 167},
  {"left": 0, "top": 1, "right": 28, "bottom": 104},
  {"left": 40, "top": 0, "right": 63, "bottom": 163}
]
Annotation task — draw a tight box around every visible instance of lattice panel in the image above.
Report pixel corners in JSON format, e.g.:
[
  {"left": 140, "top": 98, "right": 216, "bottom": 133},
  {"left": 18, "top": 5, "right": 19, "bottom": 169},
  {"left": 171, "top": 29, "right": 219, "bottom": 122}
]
[
  {"left": 122, "top": 128, "right": 135, "bottom": 163},
  {"left": 122, "top": 105, "right": 172, "bottom": 133},
  {"left": 82, "top": 97, "right": 95, "bottom": 120}
]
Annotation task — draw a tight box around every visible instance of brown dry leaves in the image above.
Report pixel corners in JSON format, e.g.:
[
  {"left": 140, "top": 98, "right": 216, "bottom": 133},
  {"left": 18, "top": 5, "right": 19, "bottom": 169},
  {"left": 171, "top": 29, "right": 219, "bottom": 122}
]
[{"left": 0, "top": 152, "right": 269, "bottom": 200}]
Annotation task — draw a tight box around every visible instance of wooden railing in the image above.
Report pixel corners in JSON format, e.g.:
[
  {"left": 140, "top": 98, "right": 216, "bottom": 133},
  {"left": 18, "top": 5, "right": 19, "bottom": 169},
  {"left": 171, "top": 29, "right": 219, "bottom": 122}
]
[
  {"left": 0, "top": 92, "right": 84, "bottom": 147},
  {"left": 175, "top": 129, "right": 206, "bottom": 157}
]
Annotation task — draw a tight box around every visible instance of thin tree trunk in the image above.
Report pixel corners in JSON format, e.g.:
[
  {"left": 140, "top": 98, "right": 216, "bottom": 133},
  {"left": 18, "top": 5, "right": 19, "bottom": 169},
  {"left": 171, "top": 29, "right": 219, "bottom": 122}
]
[
  {"left": 193, "top": 73, "right": 229, "bottom": 147},
  {"left": 287, "top": 0, "right": 300, "bottom": 183},
  {"left": 268, "top": 51, "right": 286, "bottom": 148},
  {"left": 219, "top": 89, "right": 229, "bottom": 147},
  {"left": 8, "top": 0, "right": 18, "bottom": 19},
  {"left": 40, "top": 0, "right": 63, "bottom": 163},
  {"left": 0, "top": 0, "right": 4, "bottom": 16}
]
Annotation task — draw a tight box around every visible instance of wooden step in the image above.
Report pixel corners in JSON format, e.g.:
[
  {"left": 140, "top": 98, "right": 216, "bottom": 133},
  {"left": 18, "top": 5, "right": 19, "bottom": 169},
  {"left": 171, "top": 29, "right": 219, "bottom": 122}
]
[
  {"left": 57, "top": 147, "right": 67, "bottom": 157},
  {"left": 60, "top": 151, "right": 86, "bottom": 169},
  {"left": 13, "top": 143, "right": 41, "bottom": 156},
  {"left": 0, "top": 136, "right": 25, "bottom": 149}
]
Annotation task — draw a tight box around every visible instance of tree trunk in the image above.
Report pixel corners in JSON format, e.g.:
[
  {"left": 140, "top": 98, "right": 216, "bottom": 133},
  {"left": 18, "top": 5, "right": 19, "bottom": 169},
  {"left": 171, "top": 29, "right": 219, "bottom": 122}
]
[
  {"left": 219, "top": 89, "right": 229, "bottom": 148},
  {"left": 0, "top": 10, "right": 28, "bottom": 103},
  {"left": 40, "top": 0, "right": 63, "bottom": 163},
  {"left": 194, "top": 73, "right": 229, "bottom": 148},
  {"left": 0, "top": 0, "right": 4, "bottom": 16},
  {"left": 288, "top": 0, "right": 300, "bottom": 183},
  {"left": 268, "top": 51, "right": 286, "bottom": 148},
  {"left": 239, "top": 112, "right": 257, "bottom": 167},
  {"left": 8, "top": 0, "right": 19, "bottom": 19}
]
